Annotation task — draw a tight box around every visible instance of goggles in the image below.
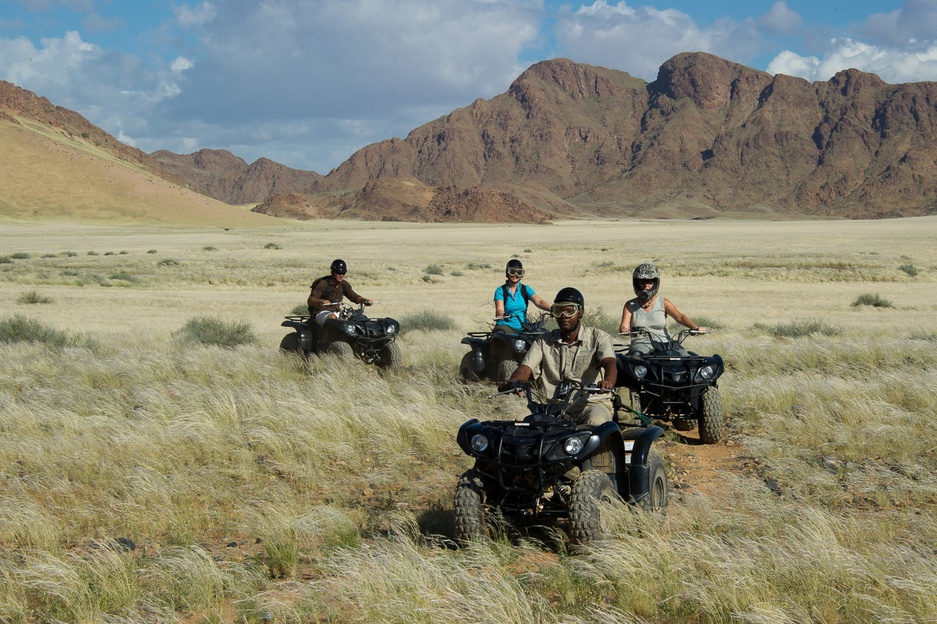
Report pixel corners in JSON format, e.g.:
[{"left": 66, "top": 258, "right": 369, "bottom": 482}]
[
  {"left": 550, "top": 303, "right": 580, "bottom": 318},
  {"left": 506, "top": 267, "right": 524, "bottom": 277}
]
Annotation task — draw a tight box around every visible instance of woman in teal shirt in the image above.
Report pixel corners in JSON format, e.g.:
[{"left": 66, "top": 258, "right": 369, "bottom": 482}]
[{"left": 493, "top": 259, "right": 551, "bottom": 332}]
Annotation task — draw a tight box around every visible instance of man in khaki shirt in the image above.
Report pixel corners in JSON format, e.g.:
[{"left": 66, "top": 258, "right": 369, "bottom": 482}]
[{"left": 499, "top": 287, "right": 617, "bottom": 425}]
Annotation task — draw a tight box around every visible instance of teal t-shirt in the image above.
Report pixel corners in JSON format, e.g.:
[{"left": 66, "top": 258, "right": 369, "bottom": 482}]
[{"left": 494, "top": 283, "right": 534, "bottom": 331}]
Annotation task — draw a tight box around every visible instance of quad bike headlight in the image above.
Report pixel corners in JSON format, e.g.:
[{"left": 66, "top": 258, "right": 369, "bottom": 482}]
[
  {"left": 470, "top": 434, "right": 489, "bottom": 453},
  {"left": 563, "top": 436, "right": 585, "bottom": 455},
  {"left": 341, "top": 323, "right": 357, "bottom": 336},
  {"left": 633, "top": 364, "right": 648, "bottom": 379},
  {"left": 699, "top": 365, "right": 715, "bottom": 380},
  {"left": 384, "top": 320, "right": 399, "bottom": 334},
  {"left": 513, "top": 338, "right": 527, "bottom": 353}
]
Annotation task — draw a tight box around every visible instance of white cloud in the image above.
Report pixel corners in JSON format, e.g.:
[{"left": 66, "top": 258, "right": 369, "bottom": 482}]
[
  {"left": 759, "top": 1, "right": 802, "bottom": 36},
  {"left": 767, "top": 37, "right": 937, "bottom": 83},
  {"left": 554, "top": 1, "right": 774, "bottom": 80}
]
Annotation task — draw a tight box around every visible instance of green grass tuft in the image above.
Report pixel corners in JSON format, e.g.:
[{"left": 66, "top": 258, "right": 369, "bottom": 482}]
[
  {"left": 16, "top": 290, "right": 54, "bottom": 304},
  {"left": 756, "top": 319, "right": 842, "bottom": 338},
  {"left": 0, "top": 314, "right": 80, "bottom": 348},
  {"left": 173, "top": 317, "right": 257, "bottom": 347},
  {"left": 851, "top": 293, "right": 893, "bottom": 308},
  {"left": 398, "top": 310, "right": 457, "bottom": 333}
]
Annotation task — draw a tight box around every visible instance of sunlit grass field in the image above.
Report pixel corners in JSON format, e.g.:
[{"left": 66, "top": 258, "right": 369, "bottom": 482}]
[{"left": 1, "top": 217, "right": 936, "bottom": 623}]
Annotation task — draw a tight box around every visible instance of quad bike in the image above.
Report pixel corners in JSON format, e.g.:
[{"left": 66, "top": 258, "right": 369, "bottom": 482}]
[
  {"left": 459, "top": 313, "right": 549, "bottom": 382},
  {"left": 279, "top": 302, "right": 402, "bottom": 369},
  {"left": 615, "top": 328, "right": 724, "bottom": 444},
  {"left": 454, "top": 381, "right": 667, "bottom": 546}
]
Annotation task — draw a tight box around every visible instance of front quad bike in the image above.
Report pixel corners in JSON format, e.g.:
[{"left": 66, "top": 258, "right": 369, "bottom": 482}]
[
  {"left": 279, "top": 303, "right": 402, "bottom": 369},
  {"left": 454, "top": 382, "right": 667, "bottom": 547},
  {"left": 459, "top": 313, "right": 549, "bottom": 383},
  {"left": 615, "top": 328, "right": 725, "bottom": 444}
]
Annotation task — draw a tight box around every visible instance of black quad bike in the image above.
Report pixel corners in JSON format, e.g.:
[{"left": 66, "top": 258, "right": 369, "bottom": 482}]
[
  {"left": 454, "top": 381, "right": 667, "bottom": 546},
  {"left": 459, "top": 313, "right": 549, "bottom": 383},
  {"left": 279, "top": 303, "right": 402, "bottom": 369},
  {"left": 615, "top": 328, "right": 724, "bottom": 444}
]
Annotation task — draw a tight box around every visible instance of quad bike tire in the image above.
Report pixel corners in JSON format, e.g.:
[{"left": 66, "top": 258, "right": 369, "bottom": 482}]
[
  {"left": 698, "top": 386, "right": 724, "bottom": 444},
  {"left": 378, "top": 342, "right": 403, "bottom": 369},
  {"left": 639, "top": 451, "right": 668, "bottom": 514},
  {"left": 673, "top": 419, "right": 695, "bottom": 431},
  {"left": 326, "top": 341, "right": 354, "bottom": 360},
  {"left": 568, "top": 470, "right": 620, "bottom": 545},
  {"left": 494, "top": 358, "right": 516, "bottom": 383},
  {"left": 459, "top": 353, "right": 480, "bottom": 382},
  {"left": 453, "top": 470, "right": 489, "bottom": 545},
  {"left": 279, "top": 332, "right": 301, "bottom": 353}
]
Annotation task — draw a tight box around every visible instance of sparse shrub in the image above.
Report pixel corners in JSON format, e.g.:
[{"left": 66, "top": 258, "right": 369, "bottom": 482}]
[
  {"left": 897, "top": 264, "right": 918, "bottom": 277},
  {"left": 264, "top": 243, "right": 281, "bottom": 249},
  {"left": 421, "top": 275, "right": 435, "bottom": 283},
  {"left": 64, "top": 251, "right": 77, "bottom": 257},
  {"left": 451, "top": 270, "right": 464, "bottom": 277},
  {"left": 108, "top": 271, "right": 139, "bottom": 283},
  {"left": 147, "top": 249, "right": 158, "bottom": 254},
  {"left": 0, "top": 256, "right": 13, "bottom": 264},
  {"left": 851, "top": 293, "right": 893, "bottom": 308},
  {"left": 290, "top": 303, "right": 309, "bottom": 315},
  {"left": 104, "top": 251, "right": 115, "bottom": 256},
  {"left": 119, "top": 251, "right": 129, "bottom": 255},
  {"left": 424, "top": 264, "right": 443, "bottom": 275},
  {"left": 16, "top": 290, "right": 53, "bottom": 305},
  {"left": 756, "top": 319, "right": 841, "bottom": 338},
  {"left": 87, "top": 251, "right": 98, "bottom": 256},
  {"left": 523, "top": 248, "right": 532, "bottom": 253},
  {"left": 42, "top": 253, "right": 56, "bottom": 258},
  {"left": 398, "top": 310, "right": 457, "bottom": 334},
  {"left": 910, "top": 331, "right": 937, "bottom": 342},
  {"left": 466, "top": 263, "right": 491, "bottom": 270},
  {"left": 11, "top": 252, "right": 30, "bottom": 260},
  {"left": 0, "top": 314, "right": 76, "bottom": 348},
  {"left": 174, "top": 316, "right": 257, "bottom": 347},
  {"left": 203, "top": 246, "right": 217, "bottom": 252},
  {"left": 157, "top": 258, "right": 179, "bottom": 267}
]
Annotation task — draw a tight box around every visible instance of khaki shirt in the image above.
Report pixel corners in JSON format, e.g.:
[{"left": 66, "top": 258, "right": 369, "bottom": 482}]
[
  {"left": 521, "top": 326, "right": 616, "bottom": 411},
  {"left": 307, "top": 275, "right": 365, "bottom": 312}
]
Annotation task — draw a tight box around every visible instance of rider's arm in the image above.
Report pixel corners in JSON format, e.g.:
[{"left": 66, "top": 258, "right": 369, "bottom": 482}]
[
  {"left": 599, "top": 356, "right": 617, "bottom": 390},
  {"left": 530, "top": 293, "right": 551, "bottom": 312},
  {"left": 663, "top": 298, "right": 705, "bottom": 332},
  {"left": 619, "top": 301, "right": 633, "bottom": 333},
  {"left": 494, "top": 299, "right": 506, "bottom": 318},
  {"left": 343, "top": 283, "right": 372, "bottom": 306}
]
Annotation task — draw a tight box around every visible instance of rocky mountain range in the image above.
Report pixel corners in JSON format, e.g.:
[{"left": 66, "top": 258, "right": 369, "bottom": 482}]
[
  {"left": 6, "top": 51, "right": 937, "bottom": 222},
  {"left": 154, "top": 52, "right": 937, "bottom": 220}
]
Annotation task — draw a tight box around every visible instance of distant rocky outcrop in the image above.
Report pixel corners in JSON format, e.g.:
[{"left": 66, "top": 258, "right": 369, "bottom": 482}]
[
  {"left": 252, "top": 177, "right": 551, "bottom": 223},
  {"left": 151, "top": 149, "right": 325, "bottom": 204}
]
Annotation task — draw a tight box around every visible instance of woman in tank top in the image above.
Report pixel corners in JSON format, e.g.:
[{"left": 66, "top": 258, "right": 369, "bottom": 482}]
[{"left": 618, "top": 263, "right": 707, "bottom": 355}]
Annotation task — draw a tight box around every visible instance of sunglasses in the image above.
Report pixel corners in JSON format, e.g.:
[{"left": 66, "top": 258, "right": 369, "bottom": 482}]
[
  {"left": 506, "top": 267, "right": 524, "bottom": 277},
  {"left": 550, "top": 304, "right": 580, "bottom": 318}
]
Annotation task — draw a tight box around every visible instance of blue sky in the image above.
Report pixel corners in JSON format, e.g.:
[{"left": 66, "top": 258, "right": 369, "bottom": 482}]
[{"left": 0, "top": 0, "right": 930, "bottom": 173}]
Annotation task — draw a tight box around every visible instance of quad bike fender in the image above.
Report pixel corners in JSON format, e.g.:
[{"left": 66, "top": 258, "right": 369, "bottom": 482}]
[
  {"left": 620, "top": 425, "right": 665, "bottom": 503},
  {"left": 281, "top": 318, "right": 315, "bottom": 351},
  {"left": 460, "top": 338, "right": 488, "bottom": 373},
  {"left": 456, "top": 419, "right": 482, "bottom": 456}
]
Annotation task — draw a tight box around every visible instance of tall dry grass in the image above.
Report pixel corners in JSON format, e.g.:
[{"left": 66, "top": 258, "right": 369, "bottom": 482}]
[{"left": 0, "top": 217, "right": 935, "bottom": 622}]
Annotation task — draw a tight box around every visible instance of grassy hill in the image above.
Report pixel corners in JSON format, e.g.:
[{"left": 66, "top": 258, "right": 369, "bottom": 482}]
[{"left": 0, "top": 115, "right": 278, "bottom": 226}]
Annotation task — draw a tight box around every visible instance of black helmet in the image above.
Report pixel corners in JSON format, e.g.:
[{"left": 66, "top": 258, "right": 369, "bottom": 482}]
[
  {"left": 330, "top": 259, "right": 347, "bottom": 275},
  {"left": 505, "top": 258, "right": 524, "bottom": 277},
  {"left": 632, "top": 262, "right": 660, "bottom": 303},
  {"left": 553, "top": 287, "right": 584, "bottom": 309}
]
